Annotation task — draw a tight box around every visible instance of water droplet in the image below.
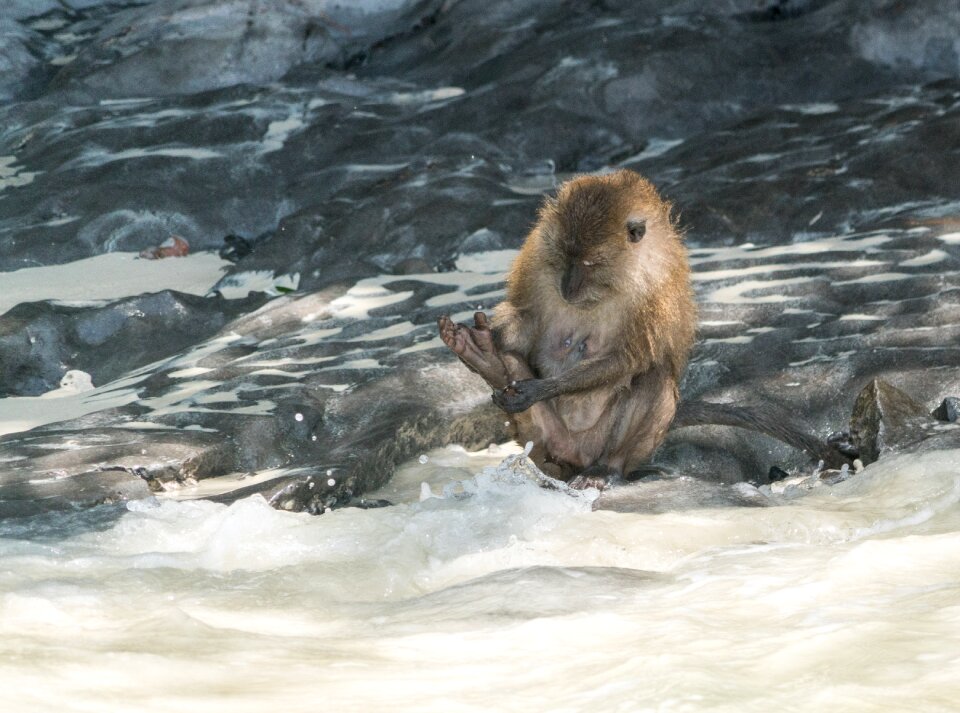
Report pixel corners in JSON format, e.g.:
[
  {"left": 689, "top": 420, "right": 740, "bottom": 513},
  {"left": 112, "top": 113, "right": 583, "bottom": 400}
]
[
  {"left": 419, "top": 482, "right": 434, "bottom": 501},
  {"left": 418, "top": 454, "right": 429, "bottom": 464},
  {"left": 294, "top": 412, "right": 304, "bottom": 422},
  {"left": 327, "top": 478, "right": 336, "bottom": 487},
  {"left": 326, "top": 469, "right": 333, "bottom": 476},
  {"left": 311, "top": 435, "right": 317, "bottom": 441}
]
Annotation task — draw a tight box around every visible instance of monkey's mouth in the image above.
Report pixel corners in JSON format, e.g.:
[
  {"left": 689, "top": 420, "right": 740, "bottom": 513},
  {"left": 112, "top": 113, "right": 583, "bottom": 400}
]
[{"left": 558, "top": 288, "right": 600, "bottom": 307}]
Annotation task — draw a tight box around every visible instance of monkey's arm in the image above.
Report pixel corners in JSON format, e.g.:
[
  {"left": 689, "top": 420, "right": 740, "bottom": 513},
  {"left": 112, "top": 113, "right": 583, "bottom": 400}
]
[{"left": 492, "top": 353, "right": 635, "bottom": 413}]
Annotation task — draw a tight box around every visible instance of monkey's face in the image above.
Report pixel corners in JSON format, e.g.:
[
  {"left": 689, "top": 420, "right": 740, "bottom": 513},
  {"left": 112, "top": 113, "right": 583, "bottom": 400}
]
[{"left": 539, "top": 170, "right": 678, "bottom": 307}]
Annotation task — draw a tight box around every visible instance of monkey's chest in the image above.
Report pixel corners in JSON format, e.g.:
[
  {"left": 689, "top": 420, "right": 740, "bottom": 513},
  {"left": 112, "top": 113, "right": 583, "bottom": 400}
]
[{"left": 534, "top": 327, "right": 621, "bottom": 433}]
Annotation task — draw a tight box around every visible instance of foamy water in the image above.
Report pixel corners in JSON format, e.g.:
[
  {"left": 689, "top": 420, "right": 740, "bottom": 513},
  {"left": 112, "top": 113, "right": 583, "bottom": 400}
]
[{"left": 2, "top": 445, "right": 959, "bottom": 712}]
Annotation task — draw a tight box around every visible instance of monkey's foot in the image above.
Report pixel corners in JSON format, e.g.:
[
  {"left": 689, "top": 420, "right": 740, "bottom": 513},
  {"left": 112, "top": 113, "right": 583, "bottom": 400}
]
[
  {"left": 437, "top": 312, "right": 510, "bottom": 387},
  {"left": 826, "top": 430, "right": 859, "bottom": 460},
  {"left": 568, "top": 464, "right": 619, "bottom": 491}
]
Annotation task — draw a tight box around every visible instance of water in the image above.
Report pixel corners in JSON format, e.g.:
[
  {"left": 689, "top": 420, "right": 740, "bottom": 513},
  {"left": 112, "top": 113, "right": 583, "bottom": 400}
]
[{"left": 2, "top": 445, "right": 960, "bottom": 712}]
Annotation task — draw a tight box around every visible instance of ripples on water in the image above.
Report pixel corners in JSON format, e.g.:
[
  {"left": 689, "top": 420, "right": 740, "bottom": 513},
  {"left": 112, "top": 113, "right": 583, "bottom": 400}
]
[{"left": 2, "top": 445, "right": 959, "bottom": 712}]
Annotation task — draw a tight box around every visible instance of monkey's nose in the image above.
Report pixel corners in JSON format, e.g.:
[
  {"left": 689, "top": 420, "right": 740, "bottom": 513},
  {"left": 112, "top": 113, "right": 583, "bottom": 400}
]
[{"left": 560, "top": 263, "right": 585, "bottom": 302}]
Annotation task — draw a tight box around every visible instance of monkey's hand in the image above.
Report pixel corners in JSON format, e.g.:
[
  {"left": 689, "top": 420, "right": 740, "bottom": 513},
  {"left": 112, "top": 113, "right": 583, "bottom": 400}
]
[{"left": 492, "top": 379, "right": 545, "bottom": 413}]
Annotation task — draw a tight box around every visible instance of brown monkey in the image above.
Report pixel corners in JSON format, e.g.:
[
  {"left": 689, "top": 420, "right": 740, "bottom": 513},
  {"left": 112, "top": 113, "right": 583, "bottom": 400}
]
[
  {"left": 440, "top": 169, "right": 695, "bottom": 487},
  {"left": 439, "top": 169, "right": 844, "bottom": 488}
]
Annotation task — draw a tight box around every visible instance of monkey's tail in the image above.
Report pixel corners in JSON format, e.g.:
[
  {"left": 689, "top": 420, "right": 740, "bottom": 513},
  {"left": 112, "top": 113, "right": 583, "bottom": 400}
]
[{"left": 671, "top": 400, "right": 848, "bottom": 468}]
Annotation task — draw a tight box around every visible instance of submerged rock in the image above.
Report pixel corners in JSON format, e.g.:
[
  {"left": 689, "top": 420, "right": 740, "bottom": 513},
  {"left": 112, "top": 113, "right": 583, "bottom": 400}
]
[
  {"left": 849, "top": 379, "right": 939, "bottom": 465},
  {"left": 931, "top": 397, "right": 960, "bottom": 423}
]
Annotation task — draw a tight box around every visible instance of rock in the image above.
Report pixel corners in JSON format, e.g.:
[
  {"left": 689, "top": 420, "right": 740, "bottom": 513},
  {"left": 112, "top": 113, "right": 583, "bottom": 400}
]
[
  {"left": 932, "top": 397, "right": 960, "bottom": 423},
  {"left": 2, "top": 0, "right": 960, "bottom": 514},
  {"left": 50, "top": 0, "right": 446, "bottom": 98},
  {"left": 768, "top": 465, "right": 791, "bottom": 483},
  {"left": 849, "top": 379, "right": 939, "bottom": 465},
  {"left": 218, "top": 234, "right": 254, "bottom": 262},
  {"left": 0, "top": 19, "right": 39, "bottom": 100},
  {"left": 0, "top": 290, "right": 266, "bottom": 397},
  {"left": 852, "top": 2, "right": 960, "bottom": 76},
  {"left": 0, "top": 426, "right": 231, "bottom": 517}
]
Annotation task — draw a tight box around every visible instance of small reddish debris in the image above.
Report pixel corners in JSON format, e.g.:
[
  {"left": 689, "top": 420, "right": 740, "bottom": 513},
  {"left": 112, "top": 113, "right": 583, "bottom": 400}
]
[{"left": 139, "top": 235, "right": 190, "bottom": 260}]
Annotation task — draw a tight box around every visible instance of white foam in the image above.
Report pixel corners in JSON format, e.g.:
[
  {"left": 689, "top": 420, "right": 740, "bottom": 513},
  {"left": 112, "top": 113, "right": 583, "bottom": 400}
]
[
  {"left": 78, "top": 147, "right": 223, "bottom": 167},
  {"left": 261, "top": 116, "right": 304, "bottom": 154},
  {"left": 838, "top": 313, "right": 884, "bottom": 321},
  {"left": 0, "top": 155, "right": 39, "bottom": 191},
  {"left": 328, "top": 283, "right": 413, "bottom": 319},
  {"left": 900, "top": 249, "right": 948, "bottom": 267},
  {"left": 780, "top": 102, "right": 840, "bottom": 115},
  {"left": 691, "top": 259, "right": 885, "bottom": 282},
  {"left": 387, "top": 87, "right": 465, "bottom": 105},
  {"left": 2, "top": 449, "right": 960, "bottom": 711},
  {"left": 0, "top": 252, "right": 230, "bottom": 318},
  {"left": 454, "top": 249, "right": 518, "bottom": 274},
  {"left": 708, "top": 276, "right": 815, "bottom": 304},
  {"left": 0, "top": 381, "right": 141, "bottom": 437},
  {"left": 212, "top": 270, "right": 300, "bottom": 299},
  {"left": 623, "top": 138, "right": 684, "bottom": 162},
  {"left": 836, "top": 272, "right": 913, "bottom": 285}
]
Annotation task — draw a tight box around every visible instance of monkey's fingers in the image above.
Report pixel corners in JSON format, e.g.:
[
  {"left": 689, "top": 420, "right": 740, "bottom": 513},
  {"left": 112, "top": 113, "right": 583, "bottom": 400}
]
[
  {"left": 473, "top": 311, "right": 489, "bottom": 330},
  {"left": 568, "top": 475, "right": 610, "bottom": 491},
  {"left": 437, "top": 315, "right": 464, "bottom": 353}
]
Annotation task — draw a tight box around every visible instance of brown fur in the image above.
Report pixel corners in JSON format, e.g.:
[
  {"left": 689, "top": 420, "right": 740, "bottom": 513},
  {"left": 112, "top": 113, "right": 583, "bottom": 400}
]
[{"left": 439, "top": 169, "right": 696, "bottom": 486}]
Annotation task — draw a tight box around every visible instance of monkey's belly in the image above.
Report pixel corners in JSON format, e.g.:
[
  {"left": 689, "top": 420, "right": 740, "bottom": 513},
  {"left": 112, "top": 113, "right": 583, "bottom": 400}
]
[{"left": 553, "top": 389, "right": 616, "bottom": 433}]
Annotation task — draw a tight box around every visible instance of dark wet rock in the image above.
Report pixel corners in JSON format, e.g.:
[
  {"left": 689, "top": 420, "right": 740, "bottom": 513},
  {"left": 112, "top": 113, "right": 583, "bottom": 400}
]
[
  {"left": 0, "top": 290, "right": 266, "bottom": 397},
  {"left": 51, "top": 0, "right": 445, "bottom": 98},
  {"left": 0, "top": 426, "right": 231, "bottom": 517},
  {"left": 0, "top": 19, "right": 40, "bottom": 100},
  {"left": 1, "top": 0, "right": 960, "bottom": 514},
  {"left": 848, "top": 379, "right": 939, "bottom": 465},
  {"left": 932, "top": 397, "right": 960, "bottom": 423},
  {"left": 631, "top": 80, "right": 960, "bottom": 243},
  {"left": 767, "top": 465, "right": 791, "bottom": 483},
  {"left": 851, "top": 2, "right": 960, "bottom": 76},
  {"left": 218, "top": 233, "right": 254, "bottom": 262}
]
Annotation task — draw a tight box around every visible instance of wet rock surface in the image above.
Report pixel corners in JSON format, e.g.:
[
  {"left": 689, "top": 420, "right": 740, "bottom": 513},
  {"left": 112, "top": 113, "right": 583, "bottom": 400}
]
[{"left": 1, "top": 0, "right": 959, "bottom": 514}]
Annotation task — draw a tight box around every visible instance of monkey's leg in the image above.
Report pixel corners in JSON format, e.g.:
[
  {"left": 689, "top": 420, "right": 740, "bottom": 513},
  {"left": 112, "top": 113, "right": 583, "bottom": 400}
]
[
  {"left": 437, "top": 313, "right": 577, "bottom": 471},
  {"left": 498, "top": 352, "right": 586, "bottom": 474},
  {"left": 602, "top": 370, "right": 680, "bottom": 479}
]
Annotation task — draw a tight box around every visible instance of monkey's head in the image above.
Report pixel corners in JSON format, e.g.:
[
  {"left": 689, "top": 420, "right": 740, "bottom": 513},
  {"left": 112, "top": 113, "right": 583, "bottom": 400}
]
[{"left": 533, "top": 169, "right": 685, "bottom": 307}]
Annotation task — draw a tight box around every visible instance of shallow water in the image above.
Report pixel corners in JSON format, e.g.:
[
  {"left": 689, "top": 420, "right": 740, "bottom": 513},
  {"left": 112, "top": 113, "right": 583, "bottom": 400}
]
[{"left": 2, "top": 445, "right": 959, "bottom": 712}]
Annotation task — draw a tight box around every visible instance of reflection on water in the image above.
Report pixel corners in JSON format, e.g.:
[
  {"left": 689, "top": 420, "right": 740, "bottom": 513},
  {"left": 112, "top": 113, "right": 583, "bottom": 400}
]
[{"left": 2, "top": 446, "right": 959, "bottom": 712}]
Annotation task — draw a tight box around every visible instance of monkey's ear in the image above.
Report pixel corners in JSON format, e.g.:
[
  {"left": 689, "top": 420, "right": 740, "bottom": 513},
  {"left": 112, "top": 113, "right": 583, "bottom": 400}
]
[{"left": 627, "top": 218, "right": 646, "bottom": 242}]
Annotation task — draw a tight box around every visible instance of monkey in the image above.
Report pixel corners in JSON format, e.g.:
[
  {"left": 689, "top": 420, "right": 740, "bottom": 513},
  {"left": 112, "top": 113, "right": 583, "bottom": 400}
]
[
  {"left": 439, "top": 169, "right": 693, "bottom": 488},
  {"left": 438, "top": 169, "right": 845, "bottom": 489}
]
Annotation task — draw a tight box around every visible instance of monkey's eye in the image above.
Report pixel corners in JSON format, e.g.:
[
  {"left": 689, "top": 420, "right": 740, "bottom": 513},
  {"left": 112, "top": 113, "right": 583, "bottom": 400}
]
[{"left": 627, "top": 219, "right": 646, "bottom": 243}]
